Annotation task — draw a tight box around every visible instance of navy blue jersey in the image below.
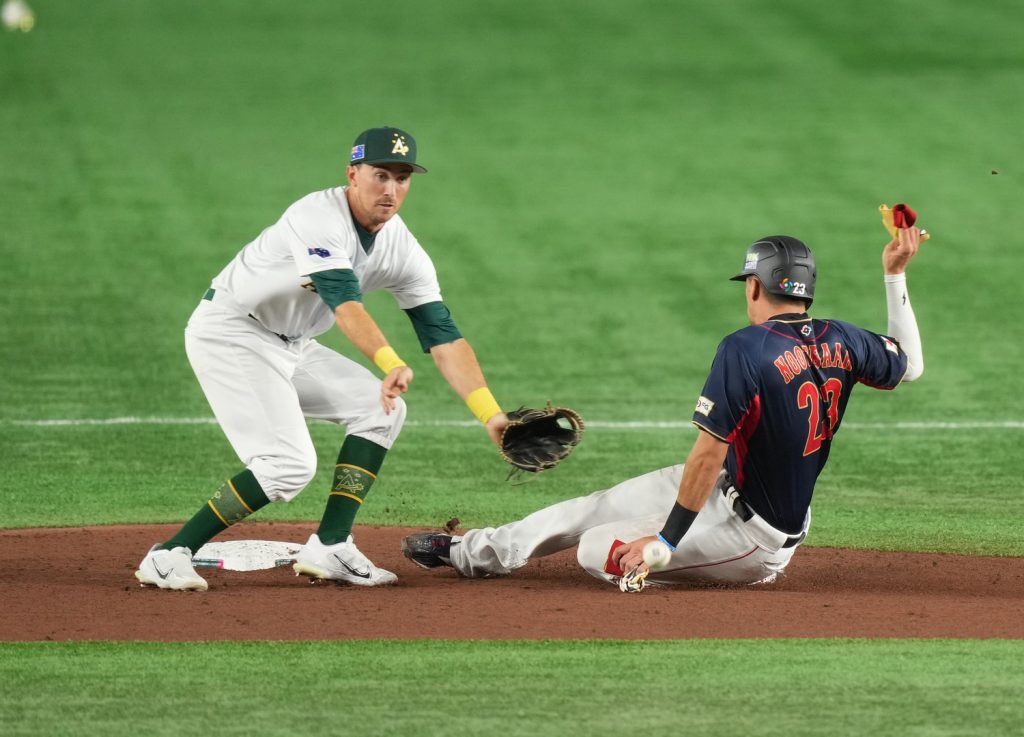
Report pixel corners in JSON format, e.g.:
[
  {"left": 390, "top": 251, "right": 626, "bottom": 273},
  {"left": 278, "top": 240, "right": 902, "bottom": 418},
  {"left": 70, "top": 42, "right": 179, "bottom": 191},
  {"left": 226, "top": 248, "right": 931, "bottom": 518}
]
[{"left": 692, "top": 313, "right": 908, "bottom": 534}]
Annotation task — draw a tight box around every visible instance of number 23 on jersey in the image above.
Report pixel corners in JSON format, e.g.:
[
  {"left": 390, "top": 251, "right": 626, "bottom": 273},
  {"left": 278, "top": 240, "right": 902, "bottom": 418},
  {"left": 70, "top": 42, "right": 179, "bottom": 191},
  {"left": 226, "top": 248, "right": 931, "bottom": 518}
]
[{"left": 797, "top": 378, "right": 842, "bottom": 456}]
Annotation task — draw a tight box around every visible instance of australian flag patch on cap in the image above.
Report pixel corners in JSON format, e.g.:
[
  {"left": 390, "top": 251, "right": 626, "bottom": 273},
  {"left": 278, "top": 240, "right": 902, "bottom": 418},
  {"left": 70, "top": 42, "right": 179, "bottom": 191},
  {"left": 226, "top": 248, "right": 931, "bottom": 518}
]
[{"left": 350, "top": 144, "right": 365, "bottom": 161}]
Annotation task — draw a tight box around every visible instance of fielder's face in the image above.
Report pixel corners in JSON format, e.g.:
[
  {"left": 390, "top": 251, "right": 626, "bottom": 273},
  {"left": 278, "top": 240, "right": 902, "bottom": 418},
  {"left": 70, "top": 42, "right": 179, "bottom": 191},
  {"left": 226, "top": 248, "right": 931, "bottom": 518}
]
[{"left": 346, "top": 163, "right": 414, "bottom": 232}]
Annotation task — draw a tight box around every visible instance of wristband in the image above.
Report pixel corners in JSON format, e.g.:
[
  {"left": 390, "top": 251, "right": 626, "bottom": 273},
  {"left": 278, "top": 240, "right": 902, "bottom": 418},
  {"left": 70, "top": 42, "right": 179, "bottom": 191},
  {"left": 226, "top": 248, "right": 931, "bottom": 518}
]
[
  {"left": 465, "top": 387, "right": 502, "bottom": 424},
  {"left": 373, "top": 346, "right": 407, "bottom": 375},
  {"left": 656, "top": 533, "right": 677, "bottom": 552},
  {"left": 658, "top": 502, "right": 699, "bottom": 549}
]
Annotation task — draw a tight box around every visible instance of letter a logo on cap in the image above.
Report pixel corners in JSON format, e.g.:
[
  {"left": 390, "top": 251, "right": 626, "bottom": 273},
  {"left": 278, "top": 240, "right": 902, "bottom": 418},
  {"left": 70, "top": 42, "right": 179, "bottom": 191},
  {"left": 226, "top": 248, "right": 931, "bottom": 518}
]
[{"left": 391, "top": 134, "right": 410, "bottom": 156}]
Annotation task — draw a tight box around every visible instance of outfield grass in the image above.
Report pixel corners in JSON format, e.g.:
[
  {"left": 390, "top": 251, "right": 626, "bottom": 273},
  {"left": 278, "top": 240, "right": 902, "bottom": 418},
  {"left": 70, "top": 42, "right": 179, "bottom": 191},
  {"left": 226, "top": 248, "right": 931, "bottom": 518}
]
[
  {"left": 2, "top": 0, "right": 1022, "bottom": 425},
  {"left": 2, "top": 640, "right": 1023, "bottom": 737}
]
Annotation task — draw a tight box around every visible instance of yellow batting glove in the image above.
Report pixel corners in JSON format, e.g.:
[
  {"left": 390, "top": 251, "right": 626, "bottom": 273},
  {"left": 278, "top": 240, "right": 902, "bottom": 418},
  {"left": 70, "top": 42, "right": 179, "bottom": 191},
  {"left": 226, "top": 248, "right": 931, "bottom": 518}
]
[
  {"left": 879, "top": 204, "right": 898, "bottom": 238},
  {"left": 879, "top": 203, "right": 930, "bottom": 241}
]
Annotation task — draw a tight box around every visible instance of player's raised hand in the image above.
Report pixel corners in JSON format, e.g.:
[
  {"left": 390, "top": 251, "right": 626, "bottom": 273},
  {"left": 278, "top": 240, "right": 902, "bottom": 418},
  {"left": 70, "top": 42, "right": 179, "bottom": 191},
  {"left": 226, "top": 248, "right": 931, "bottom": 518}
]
[
  {"left": 381, "top": 366, "right": 414, "bottom": 413},
  {"left": 883, "top": 226, "right": 923, "bottom": 275}
]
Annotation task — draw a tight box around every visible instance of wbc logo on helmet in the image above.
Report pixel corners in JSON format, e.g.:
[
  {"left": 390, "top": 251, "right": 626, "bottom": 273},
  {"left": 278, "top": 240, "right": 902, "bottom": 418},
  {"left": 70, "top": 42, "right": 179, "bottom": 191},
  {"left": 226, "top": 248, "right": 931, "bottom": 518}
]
[{"left": 780, "top": 277, "right": 808, "bottom": 296}]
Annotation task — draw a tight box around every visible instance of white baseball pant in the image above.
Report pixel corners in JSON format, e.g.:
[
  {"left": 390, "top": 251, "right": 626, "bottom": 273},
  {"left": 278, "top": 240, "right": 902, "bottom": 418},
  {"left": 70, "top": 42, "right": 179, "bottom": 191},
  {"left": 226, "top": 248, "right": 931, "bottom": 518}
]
[
  {"left": 184, "top": 299, "right": 406, "bottom": 502},
  {"left": 449, "top": 465, "right": 808, "bottom": 587}
]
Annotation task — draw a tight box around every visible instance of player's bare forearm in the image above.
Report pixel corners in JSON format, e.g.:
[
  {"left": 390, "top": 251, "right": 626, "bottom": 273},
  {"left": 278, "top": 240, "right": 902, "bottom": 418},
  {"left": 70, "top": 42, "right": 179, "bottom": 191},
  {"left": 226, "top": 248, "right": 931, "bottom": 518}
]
[
  {"left": 335, "top": 301, "right": 413, "bottom": 412},
  {"left": 429, "top": 339, "right": 487, "bottom": 398},
  {"left": 334, "top": 301, "right": 392, "bottom": 360},
  {"left": 676, "top": 429, "right": 730, "bottom": 510},
  {"left": 431, "top": 339, "right": 508, "bottom": 444},
  {"left": 613, "top": 430, "right": 728, "bottom": 571}
]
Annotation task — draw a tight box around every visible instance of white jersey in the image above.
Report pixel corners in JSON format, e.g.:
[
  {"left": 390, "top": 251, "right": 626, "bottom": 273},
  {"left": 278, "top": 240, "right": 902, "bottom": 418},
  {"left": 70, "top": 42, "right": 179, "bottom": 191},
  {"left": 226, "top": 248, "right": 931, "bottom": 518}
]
[{"left": 210, "top": 186, "right": 443, "bottom": 340}]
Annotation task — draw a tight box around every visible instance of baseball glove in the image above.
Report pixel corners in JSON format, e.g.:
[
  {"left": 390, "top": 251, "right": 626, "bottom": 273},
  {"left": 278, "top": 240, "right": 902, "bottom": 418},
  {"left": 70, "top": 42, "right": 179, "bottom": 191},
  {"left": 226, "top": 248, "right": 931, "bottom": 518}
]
[{"left": 500, "top": 404, "right": 585, "bottom": 474}]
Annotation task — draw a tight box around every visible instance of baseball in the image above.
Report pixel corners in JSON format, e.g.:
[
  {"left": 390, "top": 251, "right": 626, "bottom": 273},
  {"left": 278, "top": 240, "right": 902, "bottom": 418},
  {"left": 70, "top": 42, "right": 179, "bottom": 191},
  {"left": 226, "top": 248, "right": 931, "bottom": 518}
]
[{"left": 642, "top": 540, "right": 671, "bottom": 570}]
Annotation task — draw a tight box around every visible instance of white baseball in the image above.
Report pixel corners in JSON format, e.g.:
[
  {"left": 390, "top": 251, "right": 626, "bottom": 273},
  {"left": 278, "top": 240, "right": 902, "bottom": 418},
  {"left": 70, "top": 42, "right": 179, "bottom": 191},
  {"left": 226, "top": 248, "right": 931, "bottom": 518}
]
[{"left": 642, "top": 540, "right": 671, "bottom": 570}]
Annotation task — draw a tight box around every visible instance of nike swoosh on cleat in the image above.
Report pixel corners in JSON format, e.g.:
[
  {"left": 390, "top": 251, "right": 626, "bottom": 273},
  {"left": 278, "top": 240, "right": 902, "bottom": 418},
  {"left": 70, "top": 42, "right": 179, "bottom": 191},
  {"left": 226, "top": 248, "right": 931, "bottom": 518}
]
[
  {"left": 152, "top": 560, "right": 171, "bottom": 580},
  {"left": 332, "top": 554, "right": 371, "bottom": 579}
]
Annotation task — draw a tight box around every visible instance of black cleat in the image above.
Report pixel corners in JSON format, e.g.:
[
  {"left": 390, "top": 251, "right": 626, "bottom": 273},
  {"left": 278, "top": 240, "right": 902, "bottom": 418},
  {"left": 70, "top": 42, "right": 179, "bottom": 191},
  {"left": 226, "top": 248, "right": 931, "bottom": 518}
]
[{"left": 402, "top": 532, "right": 455, "bottom": 569}]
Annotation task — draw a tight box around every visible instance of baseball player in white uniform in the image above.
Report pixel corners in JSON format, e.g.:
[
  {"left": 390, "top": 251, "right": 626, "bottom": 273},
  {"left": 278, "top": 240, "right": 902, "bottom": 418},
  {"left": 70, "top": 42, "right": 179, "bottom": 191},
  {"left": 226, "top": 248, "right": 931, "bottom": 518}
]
[
  {"left": 136, "top": 126, "right": 509, "bottom": 591},
  {"left": 403, "top": 227, "right": 925, "bottom": 592}
]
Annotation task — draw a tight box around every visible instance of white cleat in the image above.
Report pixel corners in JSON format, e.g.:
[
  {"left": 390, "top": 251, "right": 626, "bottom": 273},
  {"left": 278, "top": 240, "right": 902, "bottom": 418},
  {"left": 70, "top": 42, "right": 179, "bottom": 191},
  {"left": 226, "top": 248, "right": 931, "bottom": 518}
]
[
  {"left": 293, "top": 533, "right": 397, "bottom": 587},
  {"left": 135, "top": 544, "right": 209, "bottom": 591},
  {"left": 2, "top": 1, "right": 36, "bottom": 32}
]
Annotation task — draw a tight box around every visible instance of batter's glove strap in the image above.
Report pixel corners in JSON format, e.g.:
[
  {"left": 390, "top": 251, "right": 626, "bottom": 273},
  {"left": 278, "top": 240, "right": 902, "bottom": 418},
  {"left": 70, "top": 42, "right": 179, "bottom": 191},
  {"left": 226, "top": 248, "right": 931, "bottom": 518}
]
[{"left": 619, "top": 568, "right": 649, "bottom": 593}]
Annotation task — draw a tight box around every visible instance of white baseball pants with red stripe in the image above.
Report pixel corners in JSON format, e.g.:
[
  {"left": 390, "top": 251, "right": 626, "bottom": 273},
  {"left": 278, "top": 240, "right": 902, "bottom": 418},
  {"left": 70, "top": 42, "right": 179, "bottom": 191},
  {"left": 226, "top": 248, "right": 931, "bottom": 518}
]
[{"left": 448, "top": 465, "right": 807, "bottom": 587}]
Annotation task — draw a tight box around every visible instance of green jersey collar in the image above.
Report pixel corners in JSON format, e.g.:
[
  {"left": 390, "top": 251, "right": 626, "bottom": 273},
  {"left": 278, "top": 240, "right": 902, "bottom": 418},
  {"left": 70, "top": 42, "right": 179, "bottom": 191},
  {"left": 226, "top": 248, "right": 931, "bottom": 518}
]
[{"left": 350, "top": 212, "right": 379, "bottom": 255}]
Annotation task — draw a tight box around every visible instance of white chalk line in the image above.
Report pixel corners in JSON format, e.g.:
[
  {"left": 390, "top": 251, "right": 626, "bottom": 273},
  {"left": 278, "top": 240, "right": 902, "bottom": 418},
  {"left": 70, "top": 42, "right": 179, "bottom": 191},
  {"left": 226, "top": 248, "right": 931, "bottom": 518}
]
[{"left": 5, "top": 417, "right": 1024, "bottom": 430}]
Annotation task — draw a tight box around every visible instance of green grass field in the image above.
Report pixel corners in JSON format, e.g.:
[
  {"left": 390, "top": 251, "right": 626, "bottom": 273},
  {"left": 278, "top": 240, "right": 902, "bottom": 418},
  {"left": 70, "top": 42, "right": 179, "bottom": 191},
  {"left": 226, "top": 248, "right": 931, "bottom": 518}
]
[
  {"left": 2, "top": 0, "right": 1022, "bottom": 734},
  {"left": 4, "top": 640, "right": 1024, "bottom": 737}
]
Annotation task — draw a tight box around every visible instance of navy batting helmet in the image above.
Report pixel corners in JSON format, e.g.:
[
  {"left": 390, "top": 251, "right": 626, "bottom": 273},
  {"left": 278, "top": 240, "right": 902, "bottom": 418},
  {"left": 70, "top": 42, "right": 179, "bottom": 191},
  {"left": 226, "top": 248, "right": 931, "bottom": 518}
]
[{"left": 730, "top": 235, "right": 816, "bottom": 305}]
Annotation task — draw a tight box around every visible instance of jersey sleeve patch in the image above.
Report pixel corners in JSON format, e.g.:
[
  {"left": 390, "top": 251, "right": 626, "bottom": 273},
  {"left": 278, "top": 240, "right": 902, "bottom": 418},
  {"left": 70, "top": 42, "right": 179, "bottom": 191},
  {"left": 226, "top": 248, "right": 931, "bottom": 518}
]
[
  {"left": 281, "top": 197, "right": 356, "bottom": 276},
  {"left": 691, "top": 334, "right": 759, "bottom": 439}
]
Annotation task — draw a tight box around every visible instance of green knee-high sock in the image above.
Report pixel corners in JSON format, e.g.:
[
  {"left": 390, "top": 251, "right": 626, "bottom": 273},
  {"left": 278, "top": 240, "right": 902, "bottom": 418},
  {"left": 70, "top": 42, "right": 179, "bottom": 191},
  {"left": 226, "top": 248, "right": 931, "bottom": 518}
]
[
  {"left": 162, "top": 469, "right": 270, "bottom": 553},
  {"left": 317, "top": 435, "right": 388, "bottom": 545}
]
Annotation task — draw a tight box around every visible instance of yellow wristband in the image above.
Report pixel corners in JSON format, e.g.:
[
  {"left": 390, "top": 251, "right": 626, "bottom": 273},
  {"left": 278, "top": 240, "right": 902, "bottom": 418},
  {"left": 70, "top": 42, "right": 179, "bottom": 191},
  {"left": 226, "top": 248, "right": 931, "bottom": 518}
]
[
  {"left": 373, "top": 346, "right": 407, "bottom": 375},
  {"left": 465, "top": 387, "right": 502, "bottom": 425}
]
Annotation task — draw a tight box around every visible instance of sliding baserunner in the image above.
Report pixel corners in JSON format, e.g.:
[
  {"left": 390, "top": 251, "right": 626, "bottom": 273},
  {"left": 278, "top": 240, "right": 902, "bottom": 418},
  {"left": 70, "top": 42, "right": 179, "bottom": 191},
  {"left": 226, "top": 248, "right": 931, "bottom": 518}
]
[{"left": 404, "top": 223, "right": 925, "bottom": 591}]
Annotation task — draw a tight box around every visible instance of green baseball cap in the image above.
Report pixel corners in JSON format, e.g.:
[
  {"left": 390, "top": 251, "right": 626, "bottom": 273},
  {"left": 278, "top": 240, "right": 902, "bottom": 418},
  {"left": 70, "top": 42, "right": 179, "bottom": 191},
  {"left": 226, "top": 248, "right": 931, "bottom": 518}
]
[{"left": 349, "top": 126, "right": 427, "bottom": 173}]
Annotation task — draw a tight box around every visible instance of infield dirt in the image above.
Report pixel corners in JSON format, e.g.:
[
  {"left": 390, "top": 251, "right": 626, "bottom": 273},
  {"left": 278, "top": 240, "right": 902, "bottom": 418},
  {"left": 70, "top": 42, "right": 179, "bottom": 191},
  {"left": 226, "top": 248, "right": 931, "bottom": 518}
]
[{"left": 2, "top": 523, "right": 1022, "bottom": 641}]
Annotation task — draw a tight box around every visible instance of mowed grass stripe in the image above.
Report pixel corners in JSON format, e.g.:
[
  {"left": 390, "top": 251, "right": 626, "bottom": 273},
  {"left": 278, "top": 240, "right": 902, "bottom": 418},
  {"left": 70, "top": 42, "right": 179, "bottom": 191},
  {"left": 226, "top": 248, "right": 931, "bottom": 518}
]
[{"left": 2, "top": 640, "right": 1023, "bottom": 737}]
